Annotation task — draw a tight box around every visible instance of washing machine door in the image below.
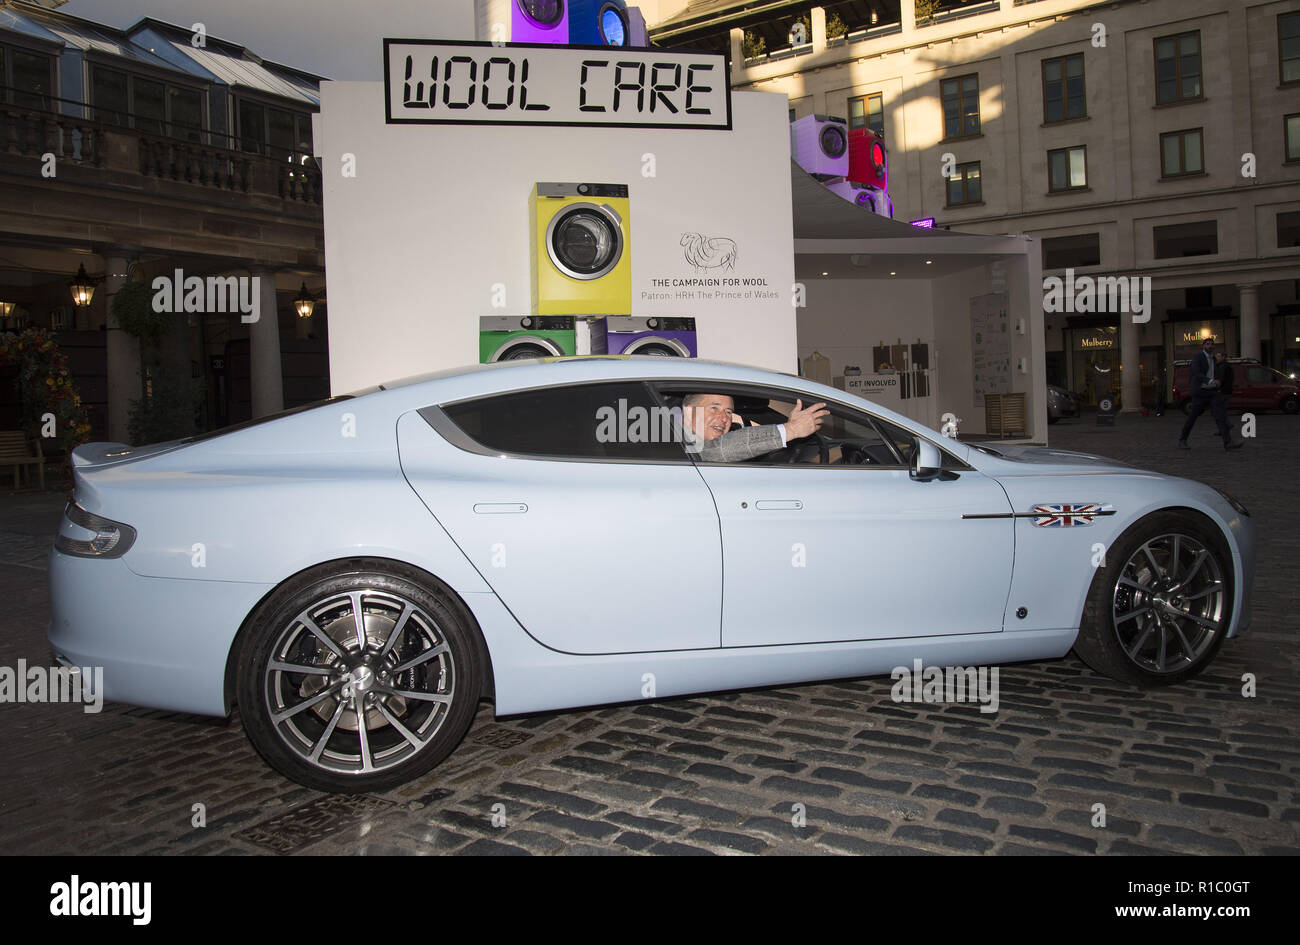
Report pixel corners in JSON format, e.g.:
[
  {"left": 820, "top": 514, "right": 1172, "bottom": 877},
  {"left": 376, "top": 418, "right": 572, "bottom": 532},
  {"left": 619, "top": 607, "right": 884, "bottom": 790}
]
[
  {"left": 546, "top": 203, "right": 624, "bottom": 281},
  {"left": 820, "top": 122, "right": 847, "bottom": 160},
  {"left": 516, "top": 0, "right": 565, "bottom": 29}
]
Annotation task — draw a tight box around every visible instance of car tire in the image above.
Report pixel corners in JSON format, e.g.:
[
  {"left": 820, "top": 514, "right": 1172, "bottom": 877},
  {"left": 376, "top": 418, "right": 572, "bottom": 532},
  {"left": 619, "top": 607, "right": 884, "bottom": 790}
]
[
  {"left": 1283, "top": 396, "right": 1298, "bottom": 415},
  {"left": 236, "top": 561, "right": 483, "bottom": 793},
  {"left": 1072, "top": 511, "right": 1233, "bottom": 687},
  {"left": 1179, "top": 399, "right": 1194, "bottom": 416},
  {"left": 1047, "top": 415, "right": 1060, "bottom": 425}
]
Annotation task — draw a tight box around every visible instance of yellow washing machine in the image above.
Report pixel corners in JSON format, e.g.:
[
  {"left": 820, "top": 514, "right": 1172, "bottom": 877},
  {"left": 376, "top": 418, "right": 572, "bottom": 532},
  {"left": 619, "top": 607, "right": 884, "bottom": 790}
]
[{"left": 530, "top": 182, "right": 631, "bottom": 316}]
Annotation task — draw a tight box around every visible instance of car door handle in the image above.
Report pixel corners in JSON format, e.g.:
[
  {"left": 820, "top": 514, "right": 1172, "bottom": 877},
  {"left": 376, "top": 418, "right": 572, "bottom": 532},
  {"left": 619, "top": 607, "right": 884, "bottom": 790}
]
[
  {"left": 473, "top": 503, "right": 528, "bottom": 514},
  {"left": 754, "top": 500, "right": 802, "bottom": 510}
]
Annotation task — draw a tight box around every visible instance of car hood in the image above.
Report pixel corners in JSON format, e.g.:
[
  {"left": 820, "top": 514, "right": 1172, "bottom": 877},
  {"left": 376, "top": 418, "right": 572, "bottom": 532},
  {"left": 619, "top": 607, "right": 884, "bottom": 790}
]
[
  {"left": 970, "top": 443, "right": 1135, "bottom": 475},
  {"left": 71, "top": 439, "right": 193, "bottom": 469}
]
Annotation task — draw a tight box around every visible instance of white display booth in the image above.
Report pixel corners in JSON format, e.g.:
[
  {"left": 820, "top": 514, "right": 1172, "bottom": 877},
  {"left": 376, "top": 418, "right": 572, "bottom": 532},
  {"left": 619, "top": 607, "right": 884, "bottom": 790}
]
[
  {"left": 790, "top": 166, "right": 1046, "bottom": 439},
  {"left": 317, "top": 42, "right": 799, "bottom": 394}
]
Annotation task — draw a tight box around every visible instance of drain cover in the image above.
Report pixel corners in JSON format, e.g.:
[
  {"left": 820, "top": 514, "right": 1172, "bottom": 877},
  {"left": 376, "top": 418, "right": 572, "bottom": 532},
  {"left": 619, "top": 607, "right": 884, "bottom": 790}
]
[
  {"left": 470, "top": 726, "right": 534, "bottom": 749},
  {"left": 236, "top": 794, "right": 395, "bottom": 854}
]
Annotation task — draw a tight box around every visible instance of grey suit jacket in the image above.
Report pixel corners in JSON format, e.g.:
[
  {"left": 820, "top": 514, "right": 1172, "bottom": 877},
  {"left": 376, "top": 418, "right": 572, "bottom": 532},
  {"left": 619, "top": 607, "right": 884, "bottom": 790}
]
[{"left": 690, "top": 424, "right": 784, "bottom": 462}]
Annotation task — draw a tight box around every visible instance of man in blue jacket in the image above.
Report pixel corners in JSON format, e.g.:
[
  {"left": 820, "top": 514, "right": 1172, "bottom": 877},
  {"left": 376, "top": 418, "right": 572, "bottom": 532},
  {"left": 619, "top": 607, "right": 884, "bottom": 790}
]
[{"left": 1178, "top": 338, "right": 1239, "bottom": 450}]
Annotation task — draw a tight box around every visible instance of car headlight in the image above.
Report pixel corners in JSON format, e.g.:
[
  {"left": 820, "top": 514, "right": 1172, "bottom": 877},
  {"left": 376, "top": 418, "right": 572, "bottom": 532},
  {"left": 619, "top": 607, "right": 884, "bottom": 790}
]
[
  {"left": 55, "top": 502, "right": 137, "bottom": 558},
  {"left": 1213, "top": 487, "right": 1250, "bottom": 518}
]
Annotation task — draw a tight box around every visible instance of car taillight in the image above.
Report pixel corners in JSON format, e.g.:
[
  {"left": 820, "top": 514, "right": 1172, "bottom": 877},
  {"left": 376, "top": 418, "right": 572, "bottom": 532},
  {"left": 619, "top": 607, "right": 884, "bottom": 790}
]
[{"left": 55, "top": 502, "right": 136, "bottom": 558}]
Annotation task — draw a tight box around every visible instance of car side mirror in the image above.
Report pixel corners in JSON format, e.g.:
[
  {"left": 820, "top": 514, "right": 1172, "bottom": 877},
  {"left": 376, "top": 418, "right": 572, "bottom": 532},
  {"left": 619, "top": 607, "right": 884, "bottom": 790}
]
[{"left": 909, "top": 437, "right": 943, "bottom": 482}]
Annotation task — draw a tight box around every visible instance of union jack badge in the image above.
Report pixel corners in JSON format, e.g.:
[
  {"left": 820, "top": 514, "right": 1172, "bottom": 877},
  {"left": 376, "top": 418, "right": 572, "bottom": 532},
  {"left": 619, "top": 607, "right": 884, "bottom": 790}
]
[{"left": 1031, "top": 503, "right": 1105, "bottom": 527}]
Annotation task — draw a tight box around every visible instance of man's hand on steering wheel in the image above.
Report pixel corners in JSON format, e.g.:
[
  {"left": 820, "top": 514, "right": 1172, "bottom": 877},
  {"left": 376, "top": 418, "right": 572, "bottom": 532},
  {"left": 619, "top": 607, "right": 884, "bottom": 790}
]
[{"left": 783, "top": 399, "right": 829, "bottom": 442}]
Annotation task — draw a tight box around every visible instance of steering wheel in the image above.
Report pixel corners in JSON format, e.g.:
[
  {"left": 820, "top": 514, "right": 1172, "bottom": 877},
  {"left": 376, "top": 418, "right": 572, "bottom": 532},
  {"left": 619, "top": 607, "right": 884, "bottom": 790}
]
[{"left": 786, "top": 433, "right": 831, "bottom": 465}]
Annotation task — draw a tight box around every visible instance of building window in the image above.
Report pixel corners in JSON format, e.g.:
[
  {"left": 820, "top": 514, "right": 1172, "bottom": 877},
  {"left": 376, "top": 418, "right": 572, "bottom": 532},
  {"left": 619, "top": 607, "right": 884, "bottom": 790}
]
[
  {"left": 1279, "top": 211, "right": 1300, "bottom": 248},
  {"left": 1160, "top": 128, "right": 1203, "bottom": 177},
  {"left": 941, "top": 74, "right": 980, "bottom": 139},
  {"left": 90, "top": 65, "right": 205, "bottom": 142},
  {"left": 0, "top": 46, "right": 54, "bottom": 110},
  {"left": 1042, "top": 233, "right": 1101, "bottom": 269},
  {"left": 1048, "top": 146, "right": 1087, "bottom": 192},
  {"left": 1042, "top": 54, "right": 1086, "bottom": 122},
  {"left": 238, "top": 98, "right": 314, "bottom": 161},
  {"left": 1155, "top": 31, "right": 1202, "bottom": 104},
  {"left": 1281, "top": 13, "right": 1300, "bottom": 84},
  {"left": 1154, "top": 220, "right": 1217, "bottom": 259},
  {"left": 848, "top": 92, "right": 884, "bottom": 135},
  {"left": 1287, "top": 114, "right": 1300, "bottom": 163},
  {"left": 946, "top": 161, "right": 982, "bottom": 206}
]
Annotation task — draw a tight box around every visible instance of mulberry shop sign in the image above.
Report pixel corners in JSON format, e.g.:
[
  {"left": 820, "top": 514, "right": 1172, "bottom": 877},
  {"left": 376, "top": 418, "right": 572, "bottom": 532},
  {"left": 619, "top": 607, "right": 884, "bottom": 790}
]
[{"left": 384, "top": 40, "right": 731, "bottom": 129}]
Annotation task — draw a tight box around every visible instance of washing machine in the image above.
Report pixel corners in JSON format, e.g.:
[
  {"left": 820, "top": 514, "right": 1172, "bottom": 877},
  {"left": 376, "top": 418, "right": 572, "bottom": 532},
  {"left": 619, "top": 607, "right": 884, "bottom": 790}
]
[
  {"left": 825, "top": 179, "right": 893, "bottom": 218},
  {"left": 531, "top": 182, "right": 631, "bottom": 316},
  {"left": 479, "top": 315, "right": 609, "bottom": 363},
  {"left": 489, "top": 0, "right": 569, "bottom": 43},
  {"left": 569, "top": 0, "right": 629, "bottom": 46},
  {"left": 606, "top": 316, "right": 697, "bottom": 357},
  {"left": 848, "top": 127, "right": 888, "bottom": 192},
  {"left": 625, "top": 6, "right": 649, "bottom": 47},
  {"left": 790, "top": 114, "right": 849, "bottom": 179}
]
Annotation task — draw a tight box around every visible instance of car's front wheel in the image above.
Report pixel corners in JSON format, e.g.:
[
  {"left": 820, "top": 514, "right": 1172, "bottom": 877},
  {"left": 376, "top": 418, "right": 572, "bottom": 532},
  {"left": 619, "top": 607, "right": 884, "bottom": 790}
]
[
  {"left": 1073, "top": 512, "right": 1233, "bottom": 687},
  {"left": 236, "top": 562, "right": 482, "bottom": 793}
]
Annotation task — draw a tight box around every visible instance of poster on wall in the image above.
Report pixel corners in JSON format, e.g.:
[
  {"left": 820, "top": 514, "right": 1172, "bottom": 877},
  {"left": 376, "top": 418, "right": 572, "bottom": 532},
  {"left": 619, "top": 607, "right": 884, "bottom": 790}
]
[
  {"left": 970, "top": 293, "right": 1010, "bottom": 406},
  {"left": 910, "top": 342, "right": 930, "bottom": 399}
]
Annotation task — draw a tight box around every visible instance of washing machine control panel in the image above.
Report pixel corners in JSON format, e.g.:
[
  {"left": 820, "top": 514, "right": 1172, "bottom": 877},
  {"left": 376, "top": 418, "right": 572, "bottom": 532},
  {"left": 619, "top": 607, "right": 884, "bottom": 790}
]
[{"left": 539, "top": 182, "right": 628, "bottom": 199}]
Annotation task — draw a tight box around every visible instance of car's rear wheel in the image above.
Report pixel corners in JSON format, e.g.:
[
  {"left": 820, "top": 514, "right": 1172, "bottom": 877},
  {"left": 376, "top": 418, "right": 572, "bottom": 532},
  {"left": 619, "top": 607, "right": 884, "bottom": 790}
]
[
  {"left": 1073, "top": 512, "right": 1232, "bottom": 687},
  {"left": 1180, "top": 398, "right": 1194, "bottom": 415},
  {"left": 236, "top": 562, "right": 482, "bottom": 793},
  {"left": 1282, "top": 395, "right": 1298, "bottom": 415}
]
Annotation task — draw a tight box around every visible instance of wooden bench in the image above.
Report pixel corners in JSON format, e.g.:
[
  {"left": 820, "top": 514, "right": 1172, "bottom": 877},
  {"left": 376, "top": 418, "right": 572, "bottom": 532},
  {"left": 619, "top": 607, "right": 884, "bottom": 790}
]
[{"left": 0, "top": 431, "right": 44, "bottom": 490}]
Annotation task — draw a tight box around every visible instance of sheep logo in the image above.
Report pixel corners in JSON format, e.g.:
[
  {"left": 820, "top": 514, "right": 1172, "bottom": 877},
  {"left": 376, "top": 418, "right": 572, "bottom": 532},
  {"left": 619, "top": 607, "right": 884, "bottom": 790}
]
[{"left": 680, "top": 232, "right": 737, "bottom": 273}]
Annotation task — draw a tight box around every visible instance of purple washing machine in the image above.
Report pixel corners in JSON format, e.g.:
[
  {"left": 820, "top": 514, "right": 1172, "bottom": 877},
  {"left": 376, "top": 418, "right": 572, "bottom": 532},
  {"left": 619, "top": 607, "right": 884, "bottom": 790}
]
[
  {"left": 511, "top": 0, "right": 569, "bottom": 43},
  {"left": 825, "top": 179, "right": 894, "bottom": 218},
  {"left": 790, "top": 115, "right": 849, "bottom": 179},
  {"left": 606, "top": 316, "right": 697, "bottom": 357}
]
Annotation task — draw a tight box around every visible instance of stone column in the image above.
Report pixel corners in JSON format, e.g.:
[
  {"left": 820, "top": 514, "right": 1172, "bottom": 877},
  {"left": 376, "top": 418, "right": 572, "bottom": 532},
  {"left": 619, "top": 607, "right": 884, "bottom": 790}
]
[
  {"left": 1238, "top": 283, "right": 1260, "bottom": 361},
  {"left": 730, "top": 28, "right": 743, "bottom": 82},
  {"left": 1120, "top": 313, "right": 1140, "bottom": 412},
  {"left": 102, "top": 251, "right": 139, "bottom": 443},
  {"left": 249, "top": 268, "right": 283, "bottom": 417},
  {"left": 811, "top": 7, "right": 826, "bottom": 53}
]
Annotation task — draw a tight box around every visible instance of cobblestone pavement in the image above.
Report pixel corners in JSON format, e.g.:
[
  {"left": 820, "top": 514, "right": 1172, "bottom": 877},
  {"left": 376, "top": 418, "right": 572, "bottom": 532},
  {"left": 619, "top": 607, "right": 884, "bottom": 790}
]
[{"left": 1, "top": 412, "right": 1297, "bottom": 855}]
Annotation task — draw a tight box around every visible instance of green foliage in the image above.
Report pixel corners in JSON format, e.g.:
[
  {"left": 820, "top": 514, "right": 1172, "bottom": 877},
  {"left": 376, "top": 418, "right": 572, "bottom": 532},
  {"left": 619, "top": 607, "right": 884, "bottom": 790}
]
[
  {"left": 825, "top": 13, "right": 849, "bottom": 39},
  {"left": 914, "top": 0, "right": 943, "bottom": 26},
  {"left": 742, "top": 29, "right": 767, "bottom": 59},
  {"left": 128, "top": 363, "right": 203, "bottom": 446},
  {"left": 0, "top": 328, "right": 93, "bottom": 468},
  {"left": 111, "top": 279, "right": 172, "bottom": 348}
]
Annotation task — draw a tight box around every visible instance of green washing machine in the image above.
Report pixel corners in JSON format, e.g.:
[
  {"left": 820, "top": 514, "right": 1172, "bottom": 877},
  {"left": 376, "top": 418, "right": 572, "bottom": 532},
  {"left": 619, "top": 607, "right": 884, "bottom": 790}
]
[{"left": 479, "top": 315, "right": 609, "bottom": 363}]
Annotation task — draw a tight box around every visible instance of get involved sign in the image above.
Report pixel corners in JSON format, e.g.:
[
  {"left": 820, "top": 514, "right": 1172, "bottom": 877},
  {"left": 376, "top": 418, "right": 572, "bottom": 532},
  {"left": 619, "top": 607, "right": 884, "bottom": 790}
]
[{"left": 384, "top": 40, "right": 731, "bottom": 129}]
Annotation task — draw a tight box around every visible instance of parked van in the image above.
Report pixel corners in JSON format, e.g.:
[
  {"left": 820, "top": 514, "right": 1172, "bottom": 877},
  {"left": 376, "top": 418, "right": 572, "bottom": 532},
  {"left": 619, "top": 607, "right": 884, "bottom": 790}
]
[{"left": 1171, "top": 358, "right": 1299, "bottom": 414}]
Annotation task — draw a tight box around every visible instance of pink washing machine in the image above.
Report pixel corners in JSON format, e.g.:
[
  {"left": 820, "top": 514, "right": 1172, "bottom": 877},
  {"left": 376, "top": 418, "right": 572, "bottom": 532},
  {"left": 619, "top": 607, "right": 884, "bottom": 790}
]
[
  {"left": 606, "top": 316, "right": 697, "bottom": 357},
  {"left": 511, "top": 0, "right": 569, "bottom": 43},
  {"left": 790, "top": 115, "right": 849, "bottom": 179},
  {"left": 825, "top": 179, "right": 893, "bottom": 218}
]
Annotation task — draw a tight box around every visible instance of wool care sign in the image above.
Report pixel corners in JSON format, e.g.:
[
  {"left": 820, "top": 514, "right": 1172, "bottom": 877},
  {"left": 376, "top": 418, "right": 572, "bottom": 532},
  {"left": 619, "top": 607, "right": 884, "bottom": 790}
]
[{"left": 384, "top": 40, "right": 730, "bottom": 129}]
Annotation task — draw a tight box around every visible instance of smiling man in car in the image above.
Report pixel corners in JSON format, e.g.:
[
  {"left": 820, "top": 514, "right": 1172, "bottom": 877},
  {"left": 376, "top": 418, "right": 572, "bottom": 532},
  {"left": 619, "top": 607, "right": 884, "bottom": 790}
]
[{"left": 682, "top": 392, "right": 828, "bottom": 461}]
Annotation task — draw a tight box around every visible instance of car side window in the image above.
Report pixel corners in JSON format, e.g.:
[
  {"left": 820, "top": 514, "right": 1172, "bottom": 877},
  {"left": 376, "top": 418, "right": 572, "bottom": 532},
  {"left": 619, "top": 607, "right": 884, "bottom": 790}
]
[
  {"left": 1246, "top": 367, "right": 1270, "bottom": 383},
  {"left": 438, "top": 382, "right": 687, "bottom": 461}
]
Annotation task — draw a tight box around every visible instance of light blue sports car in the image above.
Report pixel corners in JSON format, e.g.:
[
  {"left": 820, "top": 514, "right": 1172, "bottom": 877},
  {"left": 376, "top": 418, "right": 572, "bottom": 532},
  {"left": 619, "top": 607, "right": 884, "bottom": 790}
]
[{"left": 48, "top": 357, "right": 1255, "bottom": 792}]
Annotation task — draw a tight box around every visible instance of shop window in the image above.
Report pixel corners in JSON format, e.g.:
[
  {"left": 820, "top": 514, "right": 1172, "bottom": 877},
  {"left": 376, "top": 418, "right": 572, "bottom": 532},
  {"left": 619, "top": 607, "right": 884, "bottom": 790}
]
[
  {"left": 1042, "top": 54, "right": 1086, "bottom": 123},
  {"left": 133, "top": 78, "right": 166, "bottom": 136},
  {"left": 1048, "top": 146, "right": 1088, "bottom": 192},
  {"left": 1287, "top": 114, "right": 1300, "bottom": 163},
  {"left": 1278, "top": 211, "right": 1300, "bottom": 248},
  {"left": 1281, "top": 13, "right": 1300, "bottom": 84},
  {"left": 1154, "top": 220, "right": 1217, "bottom": 258},
  {"left": 1154, "top": 31, "right": 1202, "bottom": 104},
  {"left": 1160, "top": 128, "right": 1203, "bottom": 177},
  {"left": 1042, "top": 233, "right": 1100, "bottom": 269},
  {"left": 91, "top": 66, "right": 129, "bottom": 126},
  {"left": 90, "top": 65, "right": 205, "bottom": 141},
  {"left": 946, "top": 161, "right": 982, "bottom": 206},
  {"left": 848, "top": 92, "right": 884, "bottom": 135},
  {"left": 441, "top": 382, "right": 685, "bottom": 461},
  {"left": 238, "top": 98, "right": 314, "bottom": 161},
  {"left": 941, "top": 74, "right": 980, "bottom": 139}
]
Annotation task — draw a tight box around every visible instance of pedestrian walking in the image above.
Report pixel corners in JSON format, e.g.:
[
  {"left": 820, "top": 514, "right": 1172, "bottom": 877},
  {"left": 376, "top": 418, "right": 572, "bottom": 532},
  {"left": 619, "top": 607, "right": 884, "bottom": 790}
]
[{"left": 1177, "top": 338, "right": 1239, "bottom": 450}]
